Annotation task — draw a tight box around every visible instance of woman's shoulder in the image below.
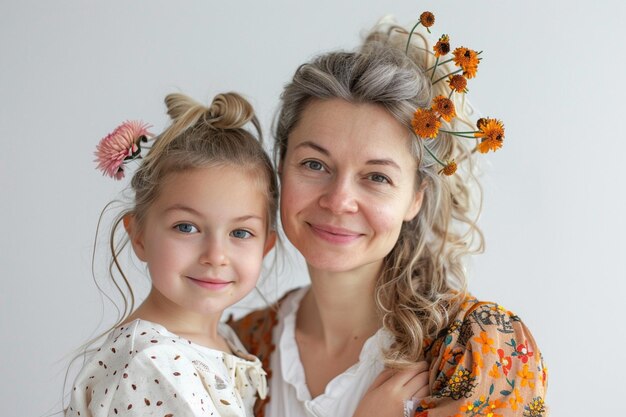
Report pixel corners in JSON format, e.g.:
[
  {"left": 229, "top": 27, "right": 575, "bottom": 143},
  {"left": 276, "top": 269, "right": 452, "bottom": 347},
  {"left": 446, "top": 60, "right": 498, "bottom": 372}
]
[
  {"left": 227, "top": 288, "right": 303, "bottom": 356},
  {"left": 420, "top": 294, "right": 548, "bottom": 416}
]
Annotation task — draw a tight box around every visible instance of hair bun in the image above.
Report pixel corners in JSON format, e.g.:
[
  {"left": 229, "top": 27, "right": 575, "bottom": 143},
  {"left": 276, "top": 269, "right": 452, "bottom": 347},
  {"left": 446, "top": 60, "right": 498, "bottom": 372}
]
[
  {"left": 207, "top": 92, "right": 255, "bottom": 129},
  {"left": 164, "top": 93, "right": 204, "bottom": 121}
]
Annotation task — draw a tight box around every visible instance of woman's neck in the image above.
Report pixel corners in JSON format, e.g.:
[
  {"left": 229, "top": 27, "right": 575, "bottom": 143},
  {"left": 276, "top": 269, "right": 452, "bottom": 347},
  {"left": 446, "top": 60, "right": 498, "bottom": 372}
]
[
  {"left": 124, "top": 288, "right": 229, "bottom": 352},
  {"left": 297, "top": 261, "right": 382, "bottom": 353}
]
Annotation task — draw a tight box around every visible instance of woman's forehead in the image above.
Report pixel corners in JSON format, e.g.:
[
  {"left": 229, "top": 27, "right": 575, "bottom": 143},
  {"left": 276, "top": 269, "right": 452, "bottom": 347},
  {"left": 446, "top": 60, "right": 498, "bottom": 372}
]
[{"left": 289, "top": 98, "right": 414, "bottom": 161}]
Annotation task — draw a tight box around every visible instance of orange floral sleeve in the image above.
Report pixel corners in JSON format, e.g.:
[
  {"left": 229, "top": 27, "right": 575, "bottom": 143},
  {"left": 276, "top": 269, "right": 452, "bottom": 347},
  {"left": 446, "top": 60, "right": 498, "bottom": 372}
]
[{"left": 416, "top": 297, "right": 548, "bottom": 417}]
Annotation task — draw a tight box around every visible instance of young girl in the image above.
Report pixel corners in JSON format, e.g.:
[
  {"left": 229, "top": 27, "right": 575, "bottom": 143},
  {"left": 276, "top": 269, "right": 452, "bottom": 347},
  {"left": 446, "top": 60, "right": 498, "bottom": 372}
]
[{"left": 66, "top": 92, "right": 278, "bottom": 417}]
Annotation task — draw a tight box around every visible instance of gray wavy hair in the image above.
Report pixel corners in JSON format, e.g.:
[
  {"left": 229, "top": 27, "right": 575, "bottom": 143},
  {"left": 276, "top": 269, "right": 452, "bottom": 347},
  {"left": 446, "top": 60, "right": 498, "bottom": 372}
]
[{"left": 274, "top": 24, "right": 483, "bottom": 367}]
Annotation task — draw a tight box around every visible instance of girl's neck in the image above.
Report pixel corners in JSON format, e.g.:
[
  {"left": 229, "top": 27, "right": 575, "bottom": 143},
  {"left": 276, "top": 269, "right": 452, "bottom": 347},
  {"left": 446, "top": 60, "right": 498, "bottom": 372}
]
[
  {"left": 297, "top": 261, "right": 382, "bottom": 351},
  {"left": 125, "top": 288, "right": 230, "bottom": 352}
]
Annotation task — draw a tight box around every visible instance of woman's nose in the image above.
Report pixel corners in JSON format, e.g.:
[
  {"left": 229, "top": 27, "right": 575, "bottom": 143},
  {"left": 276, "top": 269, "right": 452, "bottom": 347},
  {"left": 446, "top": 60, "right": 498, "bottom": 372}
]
[{"left": 318, "top": 177, "right": 358, "bottom": 214}]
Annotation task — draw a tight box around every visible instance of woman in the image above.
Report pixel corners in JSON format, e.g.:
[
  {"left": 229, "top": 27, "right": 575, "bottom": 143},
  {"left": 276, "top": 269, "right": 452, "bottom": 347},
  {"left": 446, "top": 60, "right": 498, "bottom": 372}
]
[{"left": 231, "top": 22, "right": 548, "bottom": 417}]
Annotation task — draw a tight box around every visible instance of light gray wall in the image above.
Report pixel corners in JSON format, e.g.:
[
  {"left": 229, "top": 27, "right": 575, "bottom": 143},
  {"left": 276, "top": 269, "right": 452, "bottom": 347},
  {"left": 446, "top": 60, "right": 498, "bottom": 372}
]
[{"left": 2, "top": 1, "right": 623, "bottom": 415}]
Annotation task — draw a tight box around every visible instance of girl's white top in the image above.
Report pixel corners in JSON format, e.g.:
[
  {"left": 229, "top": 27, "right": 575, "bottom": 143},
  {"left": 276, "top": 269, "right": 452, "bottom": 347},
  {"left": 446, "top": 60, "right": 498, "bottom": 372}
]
[
  {"left": 66, "top": 319, "right": 267, "bottom": 417},
  {"left": 266, "top": 287, "right": 393, "bottom": 417}
]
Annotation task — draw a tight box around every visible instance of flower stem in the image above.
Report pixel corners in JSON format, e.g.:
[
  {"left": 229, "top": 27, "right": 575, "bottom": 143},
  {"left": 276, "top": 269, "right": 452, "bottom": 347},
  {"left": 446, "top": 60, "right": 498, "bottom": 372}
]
[
  {"left": 441, "top": 130, "right": 477, "bottom": 134},
  {"left": 426, "top": 57, "right": 453, "bottom": 71},
  {"left": 430, "top": 57, "right": 440, "bottom": 80},
  {"left": 448, "top": 89, "right": 454, "bottom": 99},
  {"left": 405, "top": 21, "right": 422, "bottom": 54},
  {"left": 433, "top": 68, "right": 463, "bottom": 85},
  {"left": 422, "top": 142, "right": 446, "bottom": 167}
]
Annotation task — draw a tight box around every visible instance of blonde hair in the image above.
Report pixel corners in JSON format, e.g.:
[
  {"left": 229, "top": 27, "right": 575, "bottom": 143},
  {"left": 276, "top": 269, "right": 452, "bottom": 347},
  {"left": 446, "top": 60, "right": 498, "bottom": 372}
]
[
  {"left": 274, "top": 24, "right": 483, "bottom": 368},
  {"left": 105, "top": 91, "right": 278, "bottom": 334}
]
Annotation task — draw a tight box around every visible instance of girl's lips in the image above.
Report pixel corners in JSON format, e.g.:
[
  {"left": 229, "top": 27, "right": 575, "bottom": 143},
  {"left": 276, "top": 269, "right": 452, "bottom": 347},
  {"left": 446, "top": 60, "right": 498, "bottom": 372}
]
[
  {"left": 308, "top": 223, "right": 363, "bottom": 244},
  {"left": 187, "top": 277, "right": 233, "bottom": 290}
]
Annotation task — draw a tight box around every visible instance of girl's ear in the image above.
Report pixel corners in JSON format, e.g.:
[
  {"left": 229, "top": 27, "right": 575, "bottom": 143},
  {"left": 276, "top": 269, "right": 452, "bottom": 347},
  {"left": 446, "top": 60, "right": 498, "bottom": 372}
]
[
  {"left": 263, "top": 231, "right": 277, "bottom": 256},
  {"left": 124, "top": 214, "right": 147, "bottom": 262}
]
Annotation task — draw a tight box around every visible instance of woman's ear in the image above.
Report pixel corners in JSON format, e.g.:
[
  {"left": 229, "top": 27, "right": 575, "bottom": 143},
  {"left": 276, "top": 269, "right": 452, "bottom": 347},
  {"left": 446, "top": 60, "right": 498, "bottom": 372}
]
[
  {"left": 124, "top": 214, "right": 147, "bottom": 262},
  {"left": 404, "top": 180, "right": 428, "bottom": 222},
  {"left": 263, "top": 231, "right": 277, "bottom": 256}
]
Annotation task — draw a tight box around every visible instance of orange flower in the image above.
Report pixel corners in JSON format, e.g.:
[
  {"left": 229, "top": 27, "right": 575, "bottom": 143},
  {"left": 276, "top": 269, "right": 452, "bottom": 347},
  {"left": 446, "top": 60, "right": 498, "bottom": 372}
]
[
  {"left": 420, "top": 11, "right": 435, "bottom": 28},
  {"left": 432, "top": 95, "right": 456, "bottom": 122},
  {"left": 453, "top": 47, "right": 480, "bottom": 79},
  {"left": 517, "top": 364, "right": 536, "bottom": 389},
  {"left": 509, "top": 388, "right": 523, "bottom": 411},
  {"left": 433, "top": 34, "right": 450, "bottom": 57},
  {"left": 475, "top": 118, "right": 505, "bottom": 153},
  {"left": 488, "top": 363, "right": 501, "bottom": 379},
  {"left": 473, "top": 331, "right": 496, "bottom": 354},
  {"left": 447, "top": 74, "right": 467, "bottom": 93},
  {"left": 412, "top": 108, "right": 441, "bottom": 138},
  {"left": 439, "top": 160, "right": 457, "bottom": 176}
]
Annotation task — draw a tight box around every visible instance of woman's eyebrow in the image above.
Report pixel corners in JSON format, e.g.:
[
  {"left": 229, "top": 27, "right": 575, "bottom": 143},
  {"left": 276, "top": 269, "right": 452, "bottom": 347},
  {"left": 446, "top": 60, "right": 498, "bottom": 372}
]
[
  {"left": 294, "top": 140, "right": 329, "bottom": 156},
  {"left": 295, "top": 141, "right": 401, "bottom": 171},
  {"left": 365, "top": 159, "right": 401, "bottom": 171}
]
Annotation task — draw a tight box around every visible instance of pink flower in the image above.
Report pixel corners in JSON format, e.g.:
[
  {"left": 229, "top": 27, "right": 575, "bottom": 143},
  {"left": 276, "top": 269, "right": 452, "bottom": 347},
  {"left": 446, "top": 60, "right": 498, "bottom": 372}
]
[{"left": 94, "top": 120, "right": 153, "bottom": 179}]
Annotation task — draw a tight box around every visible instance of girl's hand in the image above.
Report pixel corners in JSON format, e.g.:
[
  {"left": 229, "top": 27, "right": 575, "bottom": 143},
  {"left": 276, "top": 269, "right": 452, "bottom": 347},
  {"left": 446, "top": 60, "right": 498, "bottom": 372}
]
[{"left": 352, "top": 361, "right": 430, "bottom": 417}]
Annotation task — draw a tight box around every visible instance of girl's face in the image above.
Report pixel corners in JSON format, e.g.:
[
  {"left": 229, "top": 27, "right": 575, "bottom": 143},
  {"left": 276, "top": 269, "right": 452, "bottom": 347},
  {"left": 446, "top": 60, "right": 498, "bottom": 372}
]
[
  {"left": 130, "top": 165, "right": 275, "bottom": 317},
  {"left": 280, "top": 98, "right": 423, "bottom": 275}
]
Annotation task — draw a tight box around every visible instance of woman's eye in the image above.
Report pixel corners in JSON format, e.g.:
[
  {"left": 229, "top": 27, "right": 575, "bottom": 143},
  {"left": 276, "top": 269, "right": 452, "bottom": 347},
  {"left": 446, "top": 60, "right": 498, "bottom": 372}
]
[
  {"left": 303, "top": 160, "right": 325, "bottom": 171},
  {"left": 369, "top": 173, "right": 391, "bottom": 184},
  {"left": 175, "top": 223, "right": 198, "bottom": 233},
  {"left": 231, "top": 229, "right": 253, "bottom": 239}
]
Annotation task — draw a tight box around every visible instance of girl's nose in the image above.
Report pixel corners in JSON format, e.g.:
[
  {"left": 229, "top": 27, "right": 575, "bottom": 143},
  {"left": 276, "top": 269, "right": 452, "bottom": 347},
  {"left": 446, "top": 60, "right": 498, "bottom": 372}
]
[
  {"left": 318, "top": 177, "right": 358, "bottom": 214},
  {"left": 199, "top": 238, "right": 229, "bottom": 266}
]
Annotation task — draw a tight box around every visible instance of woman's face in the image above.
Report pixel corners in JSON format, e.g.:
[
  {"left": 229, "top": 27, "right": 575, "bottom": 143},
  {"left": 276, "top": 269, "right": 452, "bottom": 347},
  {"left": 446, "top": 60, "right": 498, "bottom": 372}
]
[{"left": 280, "top": 98, "right": 424, "bottom": 274}]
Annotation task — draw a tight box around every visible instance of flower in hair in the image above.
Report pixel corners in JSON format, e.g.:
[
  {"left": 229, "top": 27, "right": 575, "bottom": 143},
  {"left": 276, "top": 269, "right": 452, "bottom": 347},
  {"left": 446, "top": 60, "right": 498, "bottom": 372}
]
[
  {"left": 439, "top": 160, "right": 457, "bottom": 176},
  {"left": 447, "top": 75, "right": 468, "bottom": 94},
  {"left": 94, "top": 120, "right": 153, "bottom": 179},
  {"left": 419, "top": 12, "right": 435, "bottom": 29},
  {"left": 432, "top": 95, "right": 456, "bottom": 122},
  {"left": 411, "top": 108, "right": 441, "bottom": 139},
  {"left": 474, "top": 118, "right": 505, "bottom": 153},
  {"left": 452, "top": 47, "right": 480, "bottom": 79},
  {"left": 406, "top": 11, "right": 435, "bottom": 53},
  {"left": 433, "top": 34, "right": 450, "bottom": 57}
]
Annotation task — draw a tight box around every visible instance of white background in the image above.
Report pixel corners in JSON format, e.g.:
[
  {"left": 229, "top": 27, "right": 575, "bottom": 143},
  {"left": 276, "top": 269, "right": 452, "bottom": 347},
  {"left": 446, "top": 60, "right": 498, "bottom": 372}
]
[{"left": 1, "top": 1, "right": 624, "bottom": 416}]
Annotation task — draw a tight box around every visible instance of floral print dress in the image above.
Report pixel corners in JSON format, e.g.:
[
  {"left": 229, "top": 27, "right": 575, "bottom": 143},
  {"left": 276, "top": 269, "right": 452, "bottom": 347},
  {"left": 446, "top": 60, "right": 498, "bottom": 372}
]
[
  {"left": 66, "top": 319, "right": 267, "bottom": 417},
  {"left": 230, "top": 290, "right": 548, "bottom": 417}
]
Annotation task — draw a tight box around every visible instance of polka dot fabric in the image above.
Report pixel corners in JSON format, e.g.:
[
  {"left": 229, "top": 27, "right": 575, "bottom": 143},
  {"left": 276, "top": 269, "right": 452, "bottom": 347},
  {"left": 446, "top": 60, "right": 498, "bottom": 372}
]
[{"left": 66, "top": 320, "right": 266, "bottom": 417}]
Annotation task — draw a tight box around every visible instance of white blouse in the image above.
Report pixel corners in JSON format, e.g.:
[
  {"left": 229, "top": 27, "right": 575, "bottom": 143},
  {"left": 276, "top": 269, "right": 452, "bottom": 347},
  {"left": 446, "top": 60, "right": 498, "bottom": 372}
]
[
  {"left": 266, "top": 287, "right": 393, "bottom": 417},
  {"left": 66, "top": 319, "right": 266, "bottom": 417}
]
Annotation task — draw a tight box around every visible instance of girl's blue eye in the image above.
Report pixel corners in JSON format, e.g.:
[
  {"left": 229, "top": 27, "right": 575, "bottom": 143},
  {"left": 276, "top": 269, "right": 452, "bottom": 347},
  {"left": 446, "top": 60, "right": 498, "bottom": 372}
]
[
  {"left": 304, "top": 160, "right": 324, "bottom": 171},
  {"left": 175, "top": 223, "right": 198, "bottom": 233},
  {"left": 231, "top": 229, "right": 252, "bottom": 239}
]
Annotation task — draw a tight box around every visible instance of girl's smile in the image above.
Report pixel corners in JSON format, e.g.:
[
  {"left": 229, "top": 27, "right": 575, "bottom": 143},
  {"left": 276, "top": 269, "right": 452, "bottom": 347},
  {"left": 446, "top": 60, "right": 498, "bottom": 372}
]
[{"left": 128, "top": 165, "right": 275, "bottom": 318}]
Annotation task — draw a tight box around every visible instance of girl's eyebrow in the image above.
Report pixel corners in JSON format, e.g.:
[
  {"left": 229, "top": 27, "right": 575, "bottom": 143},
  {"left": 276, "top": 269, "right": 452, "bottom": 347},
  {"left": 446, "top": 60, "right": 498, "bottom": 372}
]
[
  {"left": 164, "top": 204, "right": 202, "bottom": 216},
  {"left": 294, "top": 140, "right": 401, "bottom": 171},
  {"left": 164, "top": 205, "right": 263, "bottom": 222}
]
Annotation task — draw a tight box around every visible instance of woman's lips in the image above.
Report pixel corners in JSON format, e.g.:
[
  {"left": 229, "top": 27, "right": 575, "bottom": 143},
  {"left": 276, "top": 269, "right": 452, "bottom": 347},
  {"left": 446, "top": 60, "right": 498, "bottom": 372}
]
[
  {"left": 308, "top": 223, "right": 363, "bottom": 244},
  {"left": 187, "top": 277, "right": 233, "bottom": 290}
]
